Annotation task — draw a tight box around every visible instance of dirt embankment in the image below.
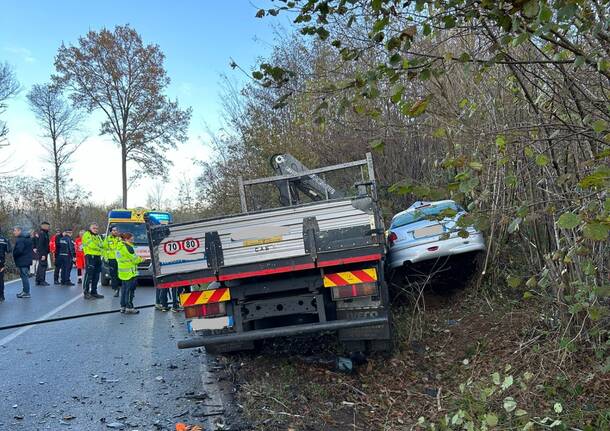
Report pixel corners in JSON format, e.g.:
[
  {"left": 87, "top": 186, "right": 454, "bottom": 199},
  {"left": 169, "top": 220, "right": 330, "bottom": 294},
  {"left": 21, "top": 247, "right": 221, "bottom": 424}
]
[{"left": 218, "top": 286, "right": 610, "bottom": 430}]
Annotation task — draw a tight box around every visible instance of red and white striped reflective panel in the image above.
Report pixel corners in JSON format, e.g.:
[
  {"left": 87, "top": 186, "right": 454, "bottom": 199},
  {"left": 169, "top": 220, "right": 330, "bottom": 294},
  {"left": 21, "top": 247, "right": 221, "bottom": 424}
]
[
  {"left": 323, "top": 268, "right": 377, "bottom": 287},
  {"left": 179, "top": 288, "right": 231, "bottom": 307}
]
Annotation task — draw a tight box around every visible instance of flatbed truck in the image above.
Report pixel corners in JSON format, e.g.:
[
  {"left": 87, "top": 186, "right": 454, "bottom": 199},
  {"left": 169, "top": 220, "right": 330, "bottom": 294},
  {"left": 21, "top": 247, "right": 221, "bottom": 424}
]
[{"left": 147, "top": 153, "right": 392, "bottom": 353}]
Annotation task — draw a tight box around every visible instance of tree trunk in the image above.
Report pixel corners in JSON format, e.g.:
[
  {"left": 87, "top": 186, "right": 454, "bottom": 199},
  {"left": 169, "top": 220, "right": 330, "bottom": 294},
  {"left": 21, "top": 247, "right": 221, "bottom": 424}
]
[
  {"left": 54, "top": 167, "right": 60, "bottom": 213},
  {"left": 121, "top": 142, "right": 128, "bottom": 208},
  {"left": 53, "top": 137, "right": 61, "bottom": 216}
]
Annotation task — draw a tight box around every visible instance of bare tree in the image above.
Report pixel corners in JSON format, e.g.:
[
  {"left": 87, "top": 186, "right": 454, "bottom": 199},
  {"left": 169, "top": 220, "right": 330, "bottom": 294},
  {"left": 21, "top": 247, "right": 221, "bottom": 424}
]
[
  {"left": 176, "top": 174, "right": 197, "bottom": 212},
  {"left": 146, "top": 181, "right": 167, "bottom": 210},
  {"left": 27, "top": 83, "right": 83, "bottom": 214},
  {"left": 53, "top": 25, "right": 192, "bottom": 207},
  {"left": 0, "top": 62, "right": 20, "bottom": 145}
]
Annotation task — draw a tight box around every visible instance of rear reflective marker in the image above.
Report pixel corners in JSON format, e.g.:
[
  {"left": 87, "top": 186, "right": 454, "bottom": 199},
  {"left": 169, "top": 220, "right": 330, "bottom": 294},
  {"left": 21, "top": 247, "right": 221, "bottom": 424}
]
[
  {"left": 179, "top": 288, "right": 231, "bottom": 307},
  {"left": 323, "top": 268, "right": 377, "bottom": 287}
]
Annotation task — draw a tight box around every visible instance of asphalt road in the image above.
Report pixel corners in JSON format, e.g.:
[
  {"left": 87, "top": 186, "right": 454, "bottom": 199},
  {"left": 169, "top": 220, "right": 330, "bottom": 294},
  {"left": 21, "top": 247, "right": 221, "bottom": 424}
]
[{"left": 0, "top": 270, "right": 232, "bottom": 431}]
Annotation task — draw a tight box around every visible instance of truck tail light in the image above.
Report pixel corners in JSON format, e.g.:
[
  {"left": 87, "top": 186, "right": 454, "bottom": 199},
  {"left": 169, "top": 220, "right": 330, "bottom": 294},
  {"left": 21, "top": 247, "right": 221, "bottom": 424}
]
[
  {"left": 331, "top": 282, "right": 378, "bottom": 300},
  {"left": 388, "top": 231, "right": 397, "bottom": 247},
  {"left": 184, "top": 302, "right": 227, "bottom": 319}
]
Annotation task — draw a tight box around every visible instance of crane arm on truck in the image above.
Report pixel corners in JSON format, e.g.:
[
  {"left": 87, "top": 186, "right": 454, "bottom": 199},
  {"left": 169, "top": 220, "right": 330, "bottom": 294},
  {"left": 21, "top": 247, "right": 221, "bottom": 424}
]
[{"left": 270, "top": 154, "right": 344, "bottom": 206}]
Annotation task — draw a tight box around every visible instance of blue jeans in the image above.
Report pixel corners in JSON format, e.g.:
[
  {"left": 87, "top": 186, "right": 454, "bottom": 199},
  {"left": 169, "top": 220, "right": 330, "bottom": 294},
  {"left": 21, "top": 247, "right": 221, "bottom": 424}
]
[
  {"left": 19, "top": 266, "right": 30, "bottom": 294},
  {"left": 120, "top": 278, "right": 137, "bottom": 308}
]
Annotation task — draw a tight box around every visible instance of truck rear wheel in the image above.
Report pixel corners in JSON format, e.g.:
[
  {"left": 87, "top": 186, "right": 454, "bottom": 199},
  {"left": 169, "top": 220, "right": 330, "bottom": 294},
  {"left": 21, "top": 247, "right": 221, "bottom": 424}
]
[
  {"left": 341, "top": 338, "right": 393, "bottom": 354},
  {"left": 204, "top": 341, "right": 255, "bottom": 356},
  {"left": 341, "top": 340, "right": 366, "bottom": 353},
  {"left": 340, "top": 316, "right": 394, "bottom": 354},
  {"left": 367, "top": 338, "right": 393, "bottom": 353}
]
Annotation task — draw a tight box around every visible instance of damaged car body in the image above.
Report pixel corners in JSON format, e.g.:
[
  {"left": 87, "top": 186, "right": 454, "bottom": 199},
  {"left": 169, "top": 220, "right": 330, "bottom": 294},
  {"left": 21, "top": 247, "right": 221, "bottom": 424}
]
[{"left": 387, "top": 200, "right": 486, "bottom": 272}]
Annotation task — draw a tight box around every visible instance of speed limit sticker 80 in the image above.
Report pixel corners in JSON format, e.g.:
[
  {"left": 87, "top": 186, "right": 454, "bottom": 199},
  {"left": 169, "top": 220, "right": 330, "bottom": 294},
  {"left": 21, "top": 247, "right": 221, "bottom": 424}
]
[{"left": 163, "top": 237, "right": 201, "bottom": 255}]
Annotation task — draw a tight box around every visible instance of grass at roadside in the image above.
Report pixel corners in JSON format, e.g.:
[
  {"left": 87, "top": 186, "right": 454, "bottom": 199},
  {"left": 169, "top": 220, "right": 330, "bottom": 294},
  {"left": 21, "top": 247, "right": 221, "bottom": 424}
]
[{"left": 223, "top": 287, "right": 610, "bottom": 430}]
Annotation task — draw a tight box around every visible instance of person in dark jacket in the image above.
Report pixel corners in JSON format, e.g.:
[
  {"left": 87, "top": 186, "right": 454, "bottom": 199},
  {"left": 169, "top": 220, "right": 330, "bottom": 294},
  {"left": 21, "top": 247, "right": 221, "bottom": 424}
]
[
  {"left": 0, "top": 229, "right": 11, "bottom": 302},
  {"left": 56, "top": 228, "right": 76, "bottom": 286},
  {"left": 13, "top": 226, "right": 33, "bottom": 298},
  {"left": 35, "top": 221, "right": 51, "bottom": 286}
]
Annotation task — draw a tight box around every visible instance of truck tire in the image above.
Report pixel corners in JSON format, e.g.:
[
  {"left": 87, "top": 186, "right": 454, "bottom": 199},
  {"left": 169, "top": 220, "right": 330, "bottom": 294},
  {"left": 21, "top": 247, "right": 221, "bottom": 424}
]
[
  {"left": 368, "top": 313, "right": 395, "bottom": 354},
  {"left": 341, "top": 315, "right": 394, "bottom": 354},
  {"left": 341, "top": 340, "right": 366, "bottom": 353},
  {"left": 341, "top": 338, "right": 393, "bottom": 355},
  {"left": 367, "top": 338, "right": 393, "bottom": 353},
  {"left": 204, "top": 341, "right": 255, "bottom": 355}
]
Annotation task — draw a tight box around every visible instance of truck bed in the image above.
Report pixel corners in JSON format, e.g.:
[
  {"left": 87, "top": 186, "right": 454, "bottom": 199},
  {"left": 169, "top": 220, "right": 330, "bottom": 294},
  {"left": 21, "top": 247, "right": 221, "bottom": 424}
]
[{"left": 148, "top": 196, "right": 384, "bottom": 288}]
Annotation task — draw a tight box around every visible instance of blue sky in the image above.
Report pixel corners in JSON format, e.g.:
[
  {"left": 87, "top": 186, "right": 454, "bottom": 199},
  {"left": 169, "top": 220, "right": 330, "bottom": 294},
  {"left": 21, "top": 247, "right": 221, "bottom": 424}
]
[{"left": 0, "top": 0, "right": 289, "bottom": 206}]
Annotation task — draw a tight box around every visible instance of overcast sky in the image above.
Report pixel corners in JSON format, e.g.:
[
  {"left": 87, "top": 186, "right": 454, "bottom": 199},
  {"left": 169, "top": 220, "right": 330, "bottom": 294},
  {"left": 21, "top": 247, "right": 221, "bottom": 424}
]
[{"left": 1, "top": 0, "right": 284, "bottom": 207}]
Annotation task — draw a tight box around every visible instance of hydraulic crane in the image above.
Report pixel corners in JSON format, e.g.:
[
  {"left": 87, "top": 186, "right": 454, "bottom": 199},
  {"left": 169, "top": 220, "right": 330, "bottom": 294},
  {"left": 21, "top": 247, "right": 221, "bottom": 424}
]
[{"left": 270, "top": 153, "right": 344, "bottom": 206}]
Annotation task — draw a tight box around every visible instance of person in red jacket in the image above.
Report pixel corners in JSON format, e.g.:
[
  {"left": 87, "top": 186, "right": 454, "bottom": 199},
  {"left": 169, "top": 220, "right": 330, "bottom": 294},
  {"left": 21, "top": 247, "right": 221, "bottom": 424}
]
[
  {"left": 51, "top": 229, "right": 61, "bottom": 284},
  {"left": 75, "top": 230, "right": 85, "bottom": 284}
]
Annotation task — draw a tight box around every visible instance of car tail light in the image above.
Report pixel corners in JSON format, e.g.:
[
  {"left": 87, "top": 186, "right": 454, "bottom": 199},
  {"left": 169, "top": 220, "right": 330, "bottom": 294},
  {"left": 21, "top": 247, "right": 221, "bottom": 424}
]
[
  {"left": 184, "top": 302, "right": 227, "bottom": 319},
  {"left": 388, "top": 231, "right": 397, "bottom": 247},
  {"left": 331, "top": 282, "right": 378, "bottom": 300}
]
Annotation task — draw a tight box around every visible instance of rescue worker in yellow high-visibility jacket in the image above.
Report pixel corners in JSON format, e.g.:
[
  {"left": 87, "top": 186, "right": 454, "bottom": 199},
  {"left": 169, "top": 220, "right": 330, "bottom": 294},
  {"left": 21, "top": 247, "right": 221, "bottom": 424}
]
[
  {"left": 82, "top": 223, "right": 104, "bottom": 299},
  {"left": 117, "top": 232, "right": 143, "bottom": 314},
  {"left": 103, "top": 226, "right": 122, "bottom": 297}
]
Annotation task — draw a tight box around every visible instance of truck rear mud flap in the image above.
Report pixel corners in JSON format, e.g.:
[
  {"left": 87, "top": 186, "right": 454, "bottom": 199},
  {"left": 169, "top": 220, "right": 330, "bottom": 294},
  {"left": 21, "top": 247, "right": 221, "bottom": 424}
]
[
  {"left": 336, "top": 307, "right": 391, "bottom": 341},
  {"left": 177, "top": 316, "right": 388, "bottom": 349}
]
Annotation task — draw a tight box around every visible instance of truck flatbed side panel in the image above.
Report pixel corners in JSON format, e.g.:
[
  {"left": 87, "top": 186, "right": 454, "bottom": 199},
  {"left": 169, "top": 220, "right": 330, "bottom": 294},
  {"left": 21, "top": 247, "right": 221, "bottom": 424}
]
[
  {"left": 218, "top": 255, "right": 316, "bottom": 281},
  {"left": 156, "top": 270, "right": 217, "bottom": 289},
  {"left": 155, "top": 255, "right": 316, "bottom": 287},
  {"left": 154, "top": 245, "right": 384, "bottom": 288},
  {"left": 151, "top": 198, "right": 377, "bottom": 280},
  {"left": 316, "top": 246, "right": 384, "bottom": 268}
]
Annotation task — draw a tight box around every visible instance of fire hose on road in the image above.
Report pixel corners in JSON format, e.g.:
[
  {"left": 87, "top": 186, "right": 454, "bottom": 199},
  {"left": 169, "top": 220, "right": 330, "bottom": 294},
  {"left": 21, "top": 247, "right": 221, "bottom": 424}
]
[{"left": 0, "top": 304, "right": 156, "bottom": 331}]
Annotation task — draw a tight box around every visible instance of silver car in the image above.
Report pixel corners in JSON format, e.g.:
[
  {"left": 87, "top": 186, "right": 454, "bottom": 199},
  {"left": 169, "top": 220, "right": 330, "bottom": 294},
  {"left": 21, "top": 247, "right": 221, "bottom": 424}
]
[{"left": 387, "top": 200, "right": 485, "bottom": 269}]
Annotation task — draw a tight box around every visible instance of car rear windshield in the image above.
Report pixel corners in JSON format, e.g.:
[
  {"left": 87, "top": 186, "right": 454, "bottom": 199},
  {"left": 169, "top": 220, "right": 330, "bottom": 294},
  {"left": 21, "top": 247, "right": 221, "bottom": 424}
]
[
  {"left": 109, "top": 222, "right": 148, "bottom": 245},
  {"left": 391, "top": 202, "right": 461, "bottom": 229}
]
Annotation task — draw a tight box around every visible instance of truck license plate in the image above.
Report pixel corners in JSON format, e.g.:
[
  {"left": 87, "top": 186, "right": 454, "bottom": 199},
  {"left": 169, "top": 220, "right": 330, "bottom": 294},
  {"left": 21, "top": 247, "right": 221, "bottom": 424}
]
[{"left": 187, "top": 316, "right": 232, "bottom": 332}]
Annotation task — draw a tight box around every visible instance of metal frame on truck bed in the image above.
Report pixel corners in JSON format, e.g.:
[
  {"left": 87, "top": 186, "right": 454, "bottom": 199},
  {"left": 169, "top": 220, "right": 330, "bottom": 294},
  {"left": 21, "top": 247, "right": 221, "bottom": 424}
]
[{"left": 147, "top": 153, "right": 392, "bottom": 353}]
